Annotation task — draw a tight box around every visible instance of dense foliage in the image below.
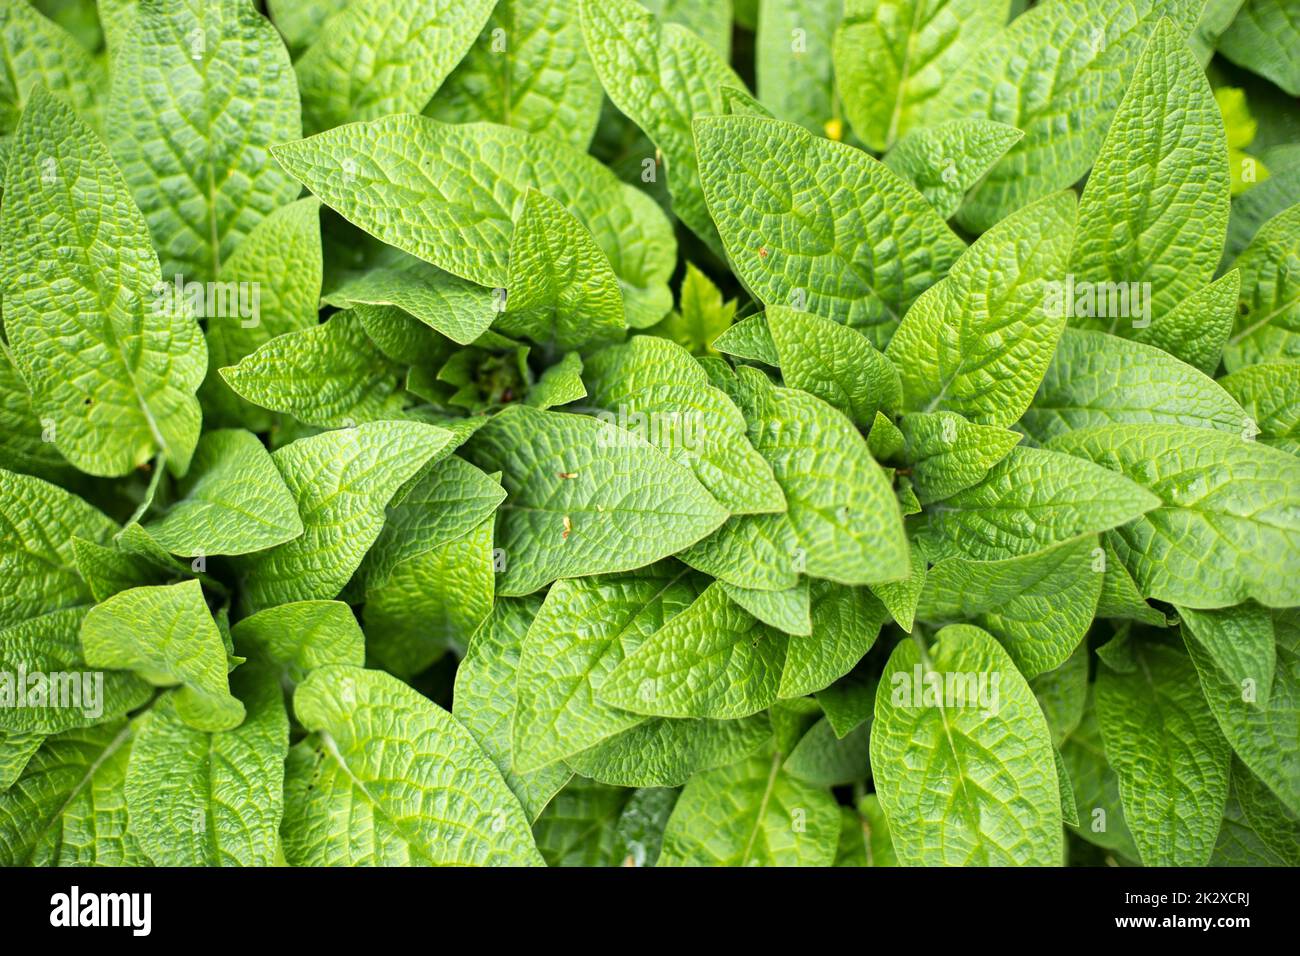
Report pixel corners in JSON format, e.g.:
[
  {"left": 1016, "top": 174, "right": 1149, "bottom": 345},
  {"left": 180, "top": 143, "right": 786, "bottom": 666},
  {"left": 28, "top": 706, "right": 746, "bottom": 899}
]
[{"left": 0, "top": 0, "right": 1297, "bottom": 867}]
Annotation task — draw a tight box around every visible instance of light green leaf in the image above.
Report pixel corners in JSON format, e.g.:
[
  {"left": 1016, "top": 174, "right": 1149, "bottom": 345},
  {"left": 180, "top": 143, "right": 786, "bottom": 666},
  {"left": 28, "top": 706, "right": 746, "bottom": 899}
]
[
  {"left": 271, "top": 115, "right": 676, "bottom": 328},
  {"left": 645, "top": 262, "right": 737, "bottom": 356},
  {"left": 883, "top": 119, "right": 1024, "bottom": 219},
  {"left": 283, "top": 665, "right": 543, "bottom": 865},
  {"left": 582, "top": 335, "right": 785, "bottom": 515},
  {"left": 710, "top": 313, "right": 780, "bottom": 366},
  {"left": 125, "top": 665, "right": 288, "bottom": 866},
  {"left": 1220, "top": 362, "right": 1300, "bottom": 455},
  {"left": 614, "top": 785, "right": 678, "bottom": 867},
  {"left": 693, "top": 114, "right": 964, "bottom": 344},
  {"left": 658, "top": 748, "right": 840, "bottom": 866},
  {"left": 641, "top": 0, "right": 732, "bottom": 57},
  {"left": 921, "top": 445, "right": 1159, "bottom": 562},
  {"left": 453, "top": 597, "right": 571, "bottom": 821},
  {"left": 868, "top": 540, "right": 927, "bottom": 632},
  {"left": 80, "top": 580, "right": 243, "bottom": 732},
  {"left": 871, "top": 624, "right": 1064, "bottom": 865},
  {"left": 0, "top": 0, "right": 103, "bottom": 134},
  {"left": 1096, "top": 642, "right": 1231, "bottom": 866},
  {"left": 0, "top": 732, "right": 42, "bottom": 793},
  {"left": 107, "top": 0, "right": 301, "bottom": 282},
  {"left": 143, "top": 429, "right": 303, "bottom": 557},
  {"left": 766, "top": 305, "right": 901, "bottom": 429},
  {"left": 266, "top": 0, "right": 348, "bottom": 57},
  {"left": 1218, "top": 0, "right": 1300, "bottom": 97},
  {"left": 1096, "top": 542, "right": 1168, "bottom": 626},
  {"left": 721, "top": 579, "right": 810, "bottom": 636},
  {"left": 834, "top": 0, "right": 1008, "bottom": 152},
  {"left": 600, "top": 582, "right": 788, "bottom": 720},
  {"left": 1030, "top": 642, "right": 1089, "bottom": 748},
  {"left": 1061, "top": 693, "right": 1140, "bottom": 860},
  {"left": 1048, "top": 423, "right": 1300, "bottom": 608},
  {"left": 1, "top": 87, "right": 206, "bottom": 477},
  {"left": 1069, "top": 20, "right": 1230, "bottom": 342},
  {"left": 817, "top": 672, "right": 877, "bottom": 738},
  {"left": 887, "top": 191, "right": 1077, "bottom": 427},
  {"left": 778, "top": 582, "right": 889, "bottom": 698},
  {"left": 580, "top": 0, "right": 745, "bottom": 252},
  {"left": 1212, "top": 760, "right": 1300, "bottom": 866},
  {"left": 1023, "top": 328, "right": 1250, "bottom": 444},
  {"left": 498, "top": 189, "right": 625, "bottom": 346},
  {"left": 1223, "top": 203, "right": 1300, "bottom": 370},
  {"left": 527, "top": 353, "right": 586, "bottom": 410},
  {"left": 532, "top": 777, "right": 629, "bottom": 866},
  {"left": 681, "top": 369, "right": 909, "bottom": 590},
  {"left": 0, "top": 720, "right": 148, "bottom": 866},
  {"left": 1179, "top": 604, "right": 1276, "bottom": 707},
  {"left": 0, "top": 350, "right": 71, "bottom": 483},
  {"left": 235, "top": 421, "right": 453, "bottom": 612},
  {"left": 784, "top": 717, "right": 871, "bottom": 788},
  {"left": 463, "top": 405, "right": 728, "bottom": 596},
  {"left": 756, "top": 0, "right": 840, "bottom": 134},
  {"left": 427, "top": 0, "right": 602, "bottom": 149},
  {"left": 931, "top": 0, "right": 1203, "bottom": 232},
  {"left": 567, "top": 714, "right": 771, "bottom": 789},
  {"left": 220, "top": 312, "right": 405, "bottom": 428},
  {"left": 899, "top": 411, "right": 1022, "bottom": 504},
  {"left": 230, "top": 600, "right": 365, "bottom": 685},
  {"left": 294, "top": 0, "right": 496, "bottom": 133},
  {"left": 857, "top": 794, "right": 898, "bottom": 866},
  {"left": 0, "top": 468, "right": 115, "bottom": 628}
]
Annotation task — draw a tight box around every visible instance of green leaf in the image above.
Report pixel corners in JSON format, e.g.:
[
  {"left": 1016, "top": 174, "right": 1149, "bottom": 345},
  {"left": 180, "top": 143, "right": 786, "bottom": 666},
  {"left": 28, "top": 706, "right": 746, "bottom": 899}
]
[
  {"left": 199, "top": 198, "right": 325, "bottom": 431},
  {"left": 778, "top": 582, "right": 889, "bottom": 698},
  {"left": 766, "top": 305, "right": 902, "bottom": 429},
  {"left": 817, "top": 672, "right": 877, "bottom": 738},
  {"left": 1096, "top": 543, "right": 1168, "bottom": 626},
  {"left": 427, "top": 0, "right": 603, "bottom": 149},
  {"left": 918, "top": 537, "right": 1102, "bottom": 678},
  {"left": 1095, "top": 642, "right": 1231, "bottom": 866},
  {"left": 784, "top": 717, "right": 871, "bottom": 788},
  {"left": 887, "top": 191, "right": 1077, "bottom": 427},
  {"left": 755, "top": 0, "right": 840, "bottom": 134},
  {"left": 0, "top": 350, "right": 71, "bottom": 483},
  {"left": 1022, "top": 329, "right": 1250, "bottom": 444},
  {"left": 527, "top": 353, "right": 586, "bottom": 410},
  {"left": 271, "top": 115, "right": 676, "bottom": 328},
  {"left": 579, "top": 0, "right": 745, "bottom": 252},
  {"left": 868, "top": 540, "right": 927, "bottom": 632},
  {"left": 234, "top": 421, "right": 453, "bottom": 612},
  {"left": 1223, "top": 203, "right": 1300, "bottom": 370},
  {"left": 857, "top": 794, "right": 898, "bottom": 865},
  {"left": 921, "top": 445, "right": 1159, "bottom": 562},
  {"left": 1224, "top": 143, "right": 1300, "bottom": 265},
  {"left": 80, "top": 580, "right": 244, "bottom": 732},
  {"left": 567, "top": 714, "right": 772, "bottom": 789},
  {"left": 220, "top": 312, "right": 405, "bottom": 428},
  {"left": 1179, "top": 604, "right": 1276, "bottom": 708},
  {"left": 1061, "top": 693, "right": 1140, "bottom": 860},
  {"left": 930, "top": 0, "right": 1203, "bottom": 232},
  {"left": 230, "top": 600, "right": 365, "bottom": 685},
  {"left": 614, "top": 785, "right": 678, "bottom": 867},
  {"left": 0, "top": 732, "right": 42, "bottom": 793},
  {"left": 680, "top": 369, "right": 909, "bottom": 590},
  {"left": 645, "top": 262, "right": 737, "bottom": 356},
  {"left": 899, "top": 411, "right": 1022, "bottom": 504},
  {"left": 710, "top": 313, "right": 780, "bottom": 366},
  {"left": 693, "top": 114, "right": 964, "bottom": 344},
  {"left": 721, "top": 579, "right": 811, "bottom": 636},
  {"left": 834, "top": 0, "right": 1008, "bottom": 152},
  {"left": 1, "top": 87, "right": 206, "bottom": 477},
  {"left": 1030, "top": 642, "right": 1089, "bottom": 748},
  {"left": 453, "top": 597, "right": 571, "bottom": 821},
  {"left": 1220, "top": 362, "right": 1300, "bottom": 455},
  {"left": 657, "top": 748, "right": 840, "bottom": 866},
  {"left": 582, "top": 335, "right": 785, "bottom": 514},
  {"left": 883, "top": 119, "right": 1024, "bottom": 220},
  {"left": 1184, "top": 610, "right": 1299, "bottom": 815},
  {"left": 0, "top": 720, "right": 148, "bottom": 865},
  {"left": 1211, "top": 760, "right": 1300, "bottom": 866},
  {"left": 497, "top": 189, "right": 625, "bottom": 346},
  {"left": 294, "top": 0, "right": 496, "bottom": 133},
  {"left": 1048, "top": 423, "right": 1300, "bottom": 608},
  {"left": 107, "top": 0, "right": 302, "bottom": 281},
  {"left": 641, "top": 0, "right": 732, "bottom": 57},
  {"left": 1218, "top": 0, "right": 1300, "bottom": 97},
  {"left": 600, "top": 582, "right": 789, "bottom": 720},
  {"left": 266, "top": 0, "right": 348, "bottom": 57},
  {"left": 531, "top": 777, "right": 629, "bottom": 866},
  {"left": 143, "top": 429, "right": 303, "bottom": 557},
  {"left": 125, "top": 665, "right": 288, "bottom": 866},
  {"left": 463, "top": 405, "right": 728, "bottom": 595},
  {"left": 0, "top": 468, "right": 115, "bottom": 628},
  {"left": 322, "top": 254, "right": 498, "bottom": 347},
  {"left": 0, "top": 0, "right": 103, "bottom": 134},
  {"left": 283, "top": 665, "right": 543, "bottom": 865},
  {"left": 1068, "top": 20, "right": 1230, "bottom": 343},
  {"left": 871, "top": 624, "right": 1064, "bottom": 865},
  {"left": 0, "top": 608, "right": 152, "bottom": 735}
]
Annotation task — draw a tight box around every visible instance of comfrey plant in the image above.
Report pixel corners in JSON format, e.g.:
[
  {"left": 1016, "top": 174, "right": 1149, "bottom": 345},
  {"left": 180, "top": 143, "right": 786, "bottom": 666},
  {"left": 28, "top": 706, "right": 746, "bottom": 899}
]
[{"left": 0, "top": 0, "right": 1296, "bottom": 869}]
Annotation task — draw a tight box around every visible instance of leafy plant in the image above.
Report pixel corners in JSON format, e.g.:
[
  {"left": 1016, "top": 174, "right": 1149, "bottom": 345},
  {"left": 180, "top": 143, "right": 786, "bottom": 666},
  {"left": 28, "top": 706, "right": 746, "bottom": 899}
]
[{"left": 0, "top": 0, "right": 1296, "bottom": 869}]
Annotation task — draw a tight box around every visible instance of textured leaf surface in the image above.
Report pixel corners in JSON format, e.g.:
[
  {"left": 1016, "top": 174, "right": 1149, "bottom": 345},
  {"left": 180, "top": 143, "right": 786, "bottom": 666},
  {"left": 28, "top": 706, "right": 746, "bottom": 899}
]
[
  {"left": 282, "top": 665, "right": 543, "bottom": 865},
  {"left": 871, "top": 625, "right": 1064, "bottom": 865},
  {"left": 1, "top": 88, "right": 206, "bottom": 477},
  {"left": 1224, "top": 203, "right": 1300, "bottom": 370},
  {"left": 567, "top": 714, "right": 771, "bottom": 789},
  {"left": 464, "top": 405, "right": 727, "bottom": 596},
  {"left": 899, "top": 412, "right": 1022, "bottom": 504},
  {"left": 1049, "top": 424, "right": 1300, "bottom": 608},
  {"left": 778, "top": 582, "right": 889, "bottom": 698},
  {"left": 694, "top": 114, "right": 964, "bottom": 344},
  {"left": 883, "top": 119, "right": 1023, "bottom": 219},
  {"left": 1220, "top": 363, "right": 1300, "bottom": 455},
  {"left": 1217, "top": 0, "right": 1300, "bottom": 96},
  {"left": 755, "top": 0, "right": 840, "bottom": 133},
  {"left": 230, "top": 600, "right": 365, "bottom": 685},
  {"left": 0, "top": 0, "right": 103, "bottom": 134}
]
